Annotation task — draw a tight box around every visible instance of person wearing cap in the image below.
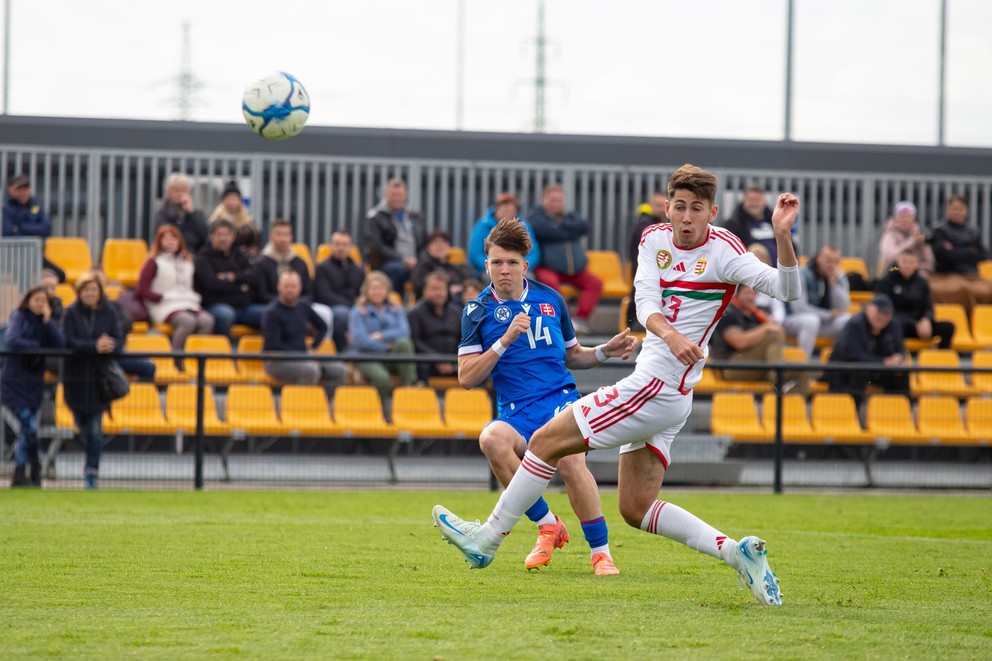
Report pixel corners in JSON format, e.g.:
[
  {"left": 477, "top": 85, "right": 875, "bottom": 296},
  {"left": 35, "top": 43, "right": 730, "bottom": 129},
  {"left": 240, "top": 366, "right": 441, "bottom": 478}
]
[
  {"left": 928, "top": 194, "right": 992, "bottom": 314},
  {"left": 154, "top": 172, "right": 209, "bottom": 254},
  {"left": 826, "top": 293, "right": 909, "bottom": 402},
  {"left": 875, "top": 248, "right": 955, "bottom": 349},
  {"left": 209, "top": 180, "right": 261, "bottom": 257},
  {"left": 876, "top": 201, "right": 934, "bottom": 279},
  {"left": 362, "top": 178, "right": 426, "bottom": 294},
  {"left": 469, "top": 192, "right": 541, "bottom": 278},
  {"left": 3, "top": 173, "right": 66, "bottom": 282},
  {"left": 410, "top": 228, "right": 471, "bottom": 301}
]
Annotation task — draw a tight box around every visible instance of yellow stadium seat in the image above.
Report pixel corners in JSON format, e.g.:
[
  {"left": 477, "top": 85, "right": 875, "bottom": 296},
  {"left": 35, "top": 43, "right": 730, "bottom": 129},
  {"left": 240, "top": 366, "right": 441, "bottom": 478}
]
[
  {"left": 588, "top": 250, "right": 630, "bottom": 297},
  {"left": 710, "top": 393, "right": 767, "bottom": 443},
  {"left": 970, "top": 305, "right": 992, "bottom": 348},
  {"left": 165, "top": 384, "right": 229, "bottom": 436},
  {"left": 934, "top": 304, "right": 983, "bottom": 353},
  {"left": 45, "top": 237, "right": 92, "bottom": 284},
  {"left": 225, "top": 385, "right": 287, "bottom": 436},
  {"left": 761, "top": 393, "right": 824, "bottom": 443},
  {"left": 849, "top": 290, "right": 874, "bottom": 304},
  {"left": 291, "top": 243, "right": 315, "bottom": 277},
  {"left": 911, "top": 349, "right": 973, "bottom": 398},
  {"left": 54, "top": 385, "right": 76, "bottom": 433},
  {"left": 448, "top": 246, "right": 467, "bottom": 265},
  {"left": 316, "top": 243, "right": 331, "bottom": 264},
  {"left": 916, "top": 396, "right": 972, "bottom": 445},
  {"left": 279, "top": 385, "right": 334, "bottom": 437},
  {"left": 979, "top": 260, "right": 992, "bottom": 281},
  {"left": 101, "top": 238, "right": 148, "bottom": 288},
  {"left": 970, "top": 351, "right": 992, "bottom": 393},
  {"left": 315, "top": 338, "right": 338, "bottom": 355},
  {"left": 349, "top": 245, "right": 363, "bottom": 266},
  {"left": 810, "top": 393, "right": 873, "bottom": 444},
  {"left": 840, "top": 257, "right": 869, "bottom": 279},
  {"left": 104, "top": 285, "right": 123, "bottom": 300},
  {"left": 184, "top": 335, "right": 247, "bottom": 385},
  {"left": 782, "top": 346, "right": 827, "bottom": 393},
  {"left": 103, "top": 383, "right": 173, "bottom": 436},
  {"left": 125, "top": 333, "right": 188, "bottom": 384},
  {"left": 964, "top": 397, "right": 992, "bottom": 445},
  {"left": 54, "top": 283, "right": 76, "bottom": 306},
  {"left": 618, "top": 296, "right": 645, "bottom": 339},
  {"left": 443, "top": 388, "right": 492, "bottom": 439},
  {"left": 235, "top": 335, "right": 278, "bottom": 385},
  {"left": 865, "top": 394, "right": 921, "bottom": 445},
  {"left": 331, "top": 385, "right": 394, "bottom": 437},
  {"left": 692, "top": 367, "right": 725, "bottom": 395},
  {"left": 392, "top": 387, "right": 452, "bottom": 438}
]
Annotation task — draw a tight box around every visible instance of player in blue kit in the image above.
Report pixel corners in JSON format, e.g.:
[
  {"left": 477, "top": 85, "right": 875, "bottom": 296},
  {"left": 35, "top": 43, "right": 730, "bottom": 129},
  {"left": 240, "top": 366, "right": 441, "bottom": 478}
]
[{"left": 450, "top": 217, "right": 639, "bottom": 575}]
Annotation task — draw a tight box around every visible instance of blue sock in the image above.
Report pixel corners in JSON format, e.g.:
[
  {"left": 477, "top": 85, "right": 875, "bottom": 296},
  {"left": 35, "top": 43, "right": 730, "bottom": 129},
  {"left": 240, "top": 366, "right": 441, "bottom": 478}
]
[
  {"left": 524, "top": 497, "right": 551, "bottom": 523},
  {"left": 581, "top": 516, "right": 609, "bottom": 550}
]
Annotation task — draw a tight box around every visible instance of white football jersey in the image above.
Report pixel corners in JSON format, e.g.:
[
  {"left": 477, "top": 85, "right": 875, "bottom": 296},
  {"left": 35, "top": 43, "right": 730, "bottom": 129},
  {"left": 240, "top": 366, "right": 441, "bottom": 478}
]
[{"left": 634, "top": 223, "right": 801, "bottom": 392}]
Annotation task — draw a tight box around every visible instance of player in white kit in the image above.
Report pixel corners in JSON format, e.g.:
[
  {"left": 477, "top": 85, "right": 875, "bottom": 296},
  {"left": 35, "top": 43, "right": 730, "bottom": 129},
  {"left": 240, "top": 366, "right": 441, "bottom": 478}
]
[{"left": 433, "top": 164, "right": 801, "bottom": 606}]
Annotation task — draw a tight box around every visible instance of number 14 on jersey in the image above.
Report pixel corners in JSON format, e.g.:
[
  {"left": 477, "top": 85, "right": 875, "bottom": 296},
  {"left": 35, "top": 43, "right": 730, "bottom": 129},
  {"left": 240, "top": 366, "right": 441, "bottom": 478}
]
[{"left": 526, "top": 316, "right": 552, "bottom": 349}]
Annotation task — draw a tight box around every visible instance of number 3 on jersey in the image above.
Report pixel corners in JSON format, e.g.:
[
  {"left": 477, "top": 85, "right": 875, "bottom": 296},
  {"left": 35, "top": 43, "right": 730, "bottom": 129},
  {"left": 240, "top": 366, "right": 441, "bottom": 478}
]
[
  {"left": 664, "top": 295, "right": 683, "bottom": 323},
  {"left": 526, "top": 315, "right": 552, "bottom": 349}
]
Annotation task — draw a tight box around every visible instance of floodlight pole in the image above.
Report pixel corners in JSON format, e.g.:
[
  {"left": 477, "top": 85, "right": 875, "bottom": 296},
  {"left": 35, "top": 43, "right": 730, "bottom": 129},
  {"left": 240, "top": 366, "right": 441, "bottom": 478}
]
[
  {"left": 455, "top": 0, "right": 465, "bottom": 130},
  {"left": 938, "top": 0, "right": 947, "bottom": 145},
  {"left": 3, "top": 0, "right": 10, "bottom": 115},
  {"left": 783, "top": 0, "right": 794, "bottom": 141}
]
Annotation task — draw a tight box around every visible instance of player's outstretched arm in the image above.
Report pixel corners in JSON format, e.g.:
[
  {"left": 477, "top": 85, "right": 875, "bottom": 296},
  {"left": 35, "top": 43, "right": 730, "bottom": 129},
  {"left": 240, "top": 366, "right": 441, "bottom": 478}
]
[
  {"left": 771, "top": 193, "right": 799, "bottom": 268},
  {"left": 564, "top": 327, "right": 640, "bottom": 370}
]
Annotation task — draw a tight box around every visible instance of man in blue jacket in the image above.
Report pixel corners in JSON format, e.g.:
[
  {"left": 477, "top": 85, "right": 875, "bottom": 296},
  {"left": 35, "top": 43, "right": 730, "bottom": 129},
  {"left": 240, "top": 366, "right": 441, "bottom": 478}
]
[
  {"left": 529, "top": 184, "right": 602, "bottom": 335},
  {"left": 2, "top": 173, "right": 65, "bottom": 281},
  {"left": 468, "top": 193, "right": 540, "bottom": 278}
]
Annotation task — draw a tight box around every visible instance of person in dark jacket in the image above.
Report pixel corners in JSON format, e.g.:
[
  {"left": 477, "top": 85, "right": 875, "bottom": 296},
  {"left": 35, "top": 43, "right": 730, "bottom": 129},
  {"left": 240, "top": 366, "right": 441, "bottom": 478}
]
[
  {"left": 407, "top": 271, "right": 461, "bottom": 384},
  {"left": 2, "top": 285, "right": 65, "bottom": 486},
  {"left": 721, "top": 186, "right": 777, "bottom": 263},
  {"left": 875, "top": 249, "right": 954, "bottom": 349},
  {"left": 826, "top": 294, "right": 908, "bottom": 402},
  {"left": 194, "top": 220, "right": 266, "bottom": 337},
  {"left": 255, "top": 218, "right": 313, "bottom": 304},
  {"left": 312, "top": 231, "right": 365, "bottom": 351},
  {"left": 928, "top": 194, "right": 992, "bottom": 314},
  {"left": 362, "top": 178, "right": 426, "bottom": 294},
  {"left": 61, "top": 271, "right": 123, "bottom": 490},
  {"left": 625, "top": 192, "right": 668, "bottom": 330},
  {"left": 468, "top": 193, "right": 541, "bottom": 277},
  {"left": 153, "top": 172, "right": 209, "bottom": 254},
  {"left": 529, "top": 183, "right": 602, "bottom": 334},
  {"left": 410, "top": 229, "right": 471, "bottom": 301},
  {"left": 2, "top": 173, "right": 65, "bottom": 281}
]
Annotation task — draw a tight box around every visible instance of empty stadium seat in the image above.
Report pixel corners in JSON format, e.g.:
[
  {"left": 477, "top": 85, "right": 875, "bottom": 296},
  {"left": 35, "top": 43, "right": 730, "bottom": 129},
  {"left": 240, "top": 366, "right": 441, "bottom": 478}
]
[
  {"left": 443, "top": 388, "right": 492, "bottom": 439},
  {"left": 124, "top": 333, "right": 187, "bottom": 384},
  {"left": 391, "top": 387, "right": 451, "bottom": 438},
  {"left": 54, "top": 283, "right": 76, "bottom": 306},
  {"left": 225, "top": 385, "right": 287, "bottom": 436},
  {"left": 235, "top": 336, "right": 278, "bottom": 385},
  {"left": 448, "top": 246, "right": 467, "bottom": 265},
  {"left": 865, "top": 394, "right": 921, "bottom": 444},
  {"left": 970, "top": 305, "right": 992, "bottom": 348},
  {"left": 916, "top": 396, "right": 972, "bottom": 445},
  {"left": 840, "top": 257, "right": 869, "bottom": 280},
  {"left": 979, "top": 260, "right": 992, "bottom": 281},
  {"left": 964, "top": 397, "right": 992, "bottom": 445},
  {"left": 970, "top": 351, "right": 992, "bottom": 393},
  {"left": 104, "top": 284, "right": 123, "bottom": 301},
  {"left": 934, "top": 304, "right": 982, "bottom": 352},
  {"left": 103, "top": 383, "right": 172, "bottom": 436},
  {"left": 912, "top": 349, "right": 973, "bottom": 398},
  {"left": 54, "top": 385, "right": 76, "bottom": 433},
  {"left": 45, "top": 237, "right": 92, "bottom": 284},
  {"left": 810, "top": 393, "right": 873, "bottom": 444},
  {"left": 315, "top": 243, "right": 331, "bottom": 264},
  {"left": 279, "top": 385, "right": 334, "bottom": 436},
  {"left": 101, "top": 238, "right": 148, "bottom": 288},
  {"left": 184, "top": 335, "right": 247, "bottom": 385},
  {"left": 761, "top": 393, "right": 824, "bottom": 443},
  {"left": 331, "top": 385, "right": 394, "bottom": 437},
  {"left": 710, "top": 393, "right": 767, "bottom": 443},
  {"left": 165, "top": 384, "right": 230, "bottom": 436},
  {"left": 291, "top": 243, "right": 315, "bottom": 277}
]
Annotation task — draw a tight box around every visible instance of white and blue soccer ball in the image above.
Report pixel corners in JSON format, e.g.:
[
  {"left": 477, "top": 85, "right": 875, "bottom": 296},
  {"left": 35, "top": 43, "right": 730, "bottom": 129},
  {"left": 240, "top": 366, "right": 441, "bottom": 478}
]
[{"left": 242, "top": 72, "right": 310, "bottom": 140}]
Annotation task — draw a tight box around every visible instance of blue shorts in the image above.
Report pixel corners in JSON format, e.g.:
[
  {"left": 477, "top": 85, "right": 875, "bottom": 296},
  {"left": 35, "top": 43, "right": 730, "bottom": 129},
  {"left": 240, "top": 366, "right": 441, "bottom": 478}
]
[{"left": 490, "top": 385, "right": 580, "bottom": 442}]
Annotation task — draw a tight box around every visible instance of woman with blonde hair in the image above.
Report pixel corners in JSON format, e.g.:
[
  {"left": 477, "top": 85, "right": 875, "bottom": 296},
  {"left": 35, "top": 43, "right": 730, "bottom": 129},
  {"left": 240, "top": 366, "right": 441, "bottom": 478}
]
[
  {"left": 347, "top": 270, "right": 416, "bottom": 397},
  {"left": 209, "top": 180, "right": 261, "bottom": 257},
  {"left": 136, "top": 224, "right": 214, "bottom": 351}
]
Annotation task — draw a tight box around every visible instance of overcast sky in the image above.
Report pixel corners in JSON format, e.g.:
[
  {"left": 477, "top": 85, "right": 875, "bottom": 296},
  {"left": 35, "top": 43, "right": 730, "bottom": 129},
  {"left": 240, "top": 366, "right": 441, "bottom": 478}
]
[{"left": 5, "top": 0, "right": 991, "bottom": 147}]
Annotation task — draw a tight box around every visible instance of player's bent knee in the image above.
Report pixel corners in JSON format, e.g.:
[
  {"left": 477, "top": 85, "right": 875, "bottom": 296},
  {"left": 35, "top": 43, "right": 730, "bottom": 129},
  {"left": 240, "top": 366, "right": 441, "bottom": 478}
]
[
  {"left": 478, "top": 427, "right": 512, "bottom": 458},
  {"left": 554, "top": 452, "right": 588, "bottom": 479},
  {"left": 618, "top": 498, "right": 651, "bottom": 529}
]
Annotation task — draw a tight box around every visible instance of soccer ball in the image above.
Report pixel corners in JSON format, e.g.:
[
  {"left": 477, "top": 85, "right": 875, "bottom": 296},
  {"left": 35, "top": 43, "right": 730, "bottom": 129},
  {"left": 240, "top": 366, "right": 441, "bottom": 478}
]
[{"left": 242, "top": 72, "right": 310, "bottom": 140}]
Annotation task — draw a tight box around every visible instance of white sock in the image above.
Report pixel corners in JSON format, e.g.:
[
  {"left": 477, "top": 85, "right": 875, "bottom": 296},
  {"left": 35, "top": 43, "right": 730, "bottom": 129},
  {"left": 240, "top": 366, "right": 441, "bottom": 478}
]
[
  {"left": 535, "top": 511, "right": 557, "bottom": 526},
  {"left": 480, "top": 451, "right": 556, "bottom": 552},
  {"left": 590, "top": 544, "right": 611, "bottom": 558},
  {"left": 640, "top": 500, "right": 736, "bottom": 564}
]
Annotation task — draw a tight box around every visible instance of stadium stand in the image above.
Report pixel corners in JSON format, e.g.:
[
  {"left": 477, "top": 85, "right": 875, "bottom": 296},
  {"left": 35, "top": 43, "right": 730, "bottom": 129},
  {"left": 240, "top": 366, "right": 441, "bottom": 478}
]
[
  {"left": 235, "top": 335, "right": 278, "bottom": 385},
  {"left": 279, "top": 385, "right": 335, "bottom": 437},
  {"left": 102, "top": 383, "right": 172, "bottom": 436},
  {"left": 709, "top": 393, "right": 767, "bottom": 443},
  {"left": 934, "top": 304, "right": 983, "bottom": 352},
  {"left": 810, "top": 393, "right": 873, "bottom": 444},
  {"left": 912, "top": 349, "right": 973, "bottom": 398},
  {"left": 183, "top": 335, "right": 246, "bottom": 385},
  {"left": 559, "top": 250, "right": 628, "bottom": 299},
  {"left": 391, "top": 387, "right": 452, "bottom": 438},
  {"left": 970, "top": 351, "right": 992, "bottom": 392},
  {"left": 969, "top": 305, "right": 992, "bottom": 348},
  {"left": 442, "top": 388, "right": 492, "bottom": 439},
  {"left": 164, "top": 384, "right": 230, "bottom": 436},
  {"left": 964, "top": 397, "right": 992, "bottom": 444},
  {"left": 225, "top": 384, "right": 287, "bottom": 437},
  {"left": 865, "top": 394, "right": 921, "bottom": 445},
  {"left": 330, "top": 385, "right": 394, "bottom": 438},
  {"left": 916, "top": 396, "right": 972, "bottom": 445},
  {"left": 125, "top": 334, "right": 187, "bottom": 384},
  {"left": 761, "top": 393, "right": 824, "bottom": 443}
]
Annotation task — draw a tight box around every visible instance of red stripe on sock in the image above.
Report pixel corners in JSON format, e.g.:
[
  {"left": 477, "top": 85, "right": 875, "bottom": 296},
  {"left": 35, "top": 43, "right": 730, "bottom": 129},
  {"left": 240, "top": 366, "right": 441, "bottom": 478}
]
[{"left": 521, "top": 455, "right": 555, "bottom": 480}]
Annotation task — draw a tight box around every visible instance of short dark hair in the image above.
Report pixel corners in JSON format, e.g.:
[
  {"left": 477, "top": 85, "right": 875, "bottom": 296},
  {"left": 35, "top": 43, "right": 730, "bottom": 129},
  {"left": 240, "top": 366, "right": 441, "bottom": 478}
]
[
  {"left": 667, "top": 164, "right": 718, "bottom": 204},
  {"left": 210, "top": 219, "right": 235, "bottom": 234},
  {"left": 424, "top": 270, "right": 450, "bottom": 286},
  {"left": 948, "top": 194, "right": 969, "bottom": 207},
  {"left": 484, "top": 217, "right": 531, "bottom": 258},
  {"left": 18, "top": 285, "right": 49, "bottom": 311},
  {"left": 271, "top": 218, "right": 293, "bottom": 230},
  {"left": 744, "top": 185, "right": 766, "bottom": 196}
]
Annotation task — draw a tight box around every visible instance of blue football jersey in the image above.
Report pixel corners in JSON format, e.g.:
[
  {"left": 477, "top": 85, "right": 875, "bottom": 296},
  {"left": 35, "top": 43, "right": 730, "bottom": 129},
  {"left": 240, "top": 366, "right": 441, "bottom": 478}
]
[{"left": 458, "top": 279, "right": 578, "bottom": 414}]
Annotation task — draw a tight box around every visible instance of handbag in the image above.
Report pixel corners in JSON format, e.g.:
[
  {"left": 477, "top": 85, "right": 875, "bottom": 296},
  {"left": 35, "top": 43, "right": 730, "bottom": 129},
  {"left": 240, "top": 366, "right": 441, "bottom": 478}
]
[
  {"left": 99, "top": 359, "right": 130, "bottom": 402},
  {"left": 118, "top": 290, "right": 149, "bottom": 323}
]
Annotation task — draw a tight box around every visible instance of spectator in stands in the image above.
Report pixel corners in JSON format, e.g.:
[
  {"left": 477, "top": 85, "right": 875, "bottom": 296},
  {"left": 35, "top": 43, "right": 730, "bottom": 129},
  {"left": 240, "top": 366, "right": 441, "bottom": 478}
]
[
  {"left": 784, "top": 244, "right": 851, "bottom": 358},
  {"left": 462, "top": 278, "right": 485, "bottom": 303},
  {"left": 748, "top": 244, "right": 787, "bottom": 325},
  {"left": 626, "top": 192, "right": 668, "bottom": 329},
  {"left": 710, "top": 285, "right": 807, "bottom": 393},
  {"left": 2, "top": 173, "right": 65, "bottom": 281},
  {"left": 347, "top": 271, "right": 417, "bottom": 398},
  {"left": 928, "top": 194, "right": 992, "bottom": 314},
  {"left": 362, "top": 178, "right": 426, "bottom": 294},
  {"left": 84, "top": 268, "right": 155, "bottom": 382},
  {"left": 137, "top": 225, "right": 214, "bottom": 353},
  {"left": 529, "top": 183, "right": 602, "bottom": 335},
  {"left": 61, "top": 271, "right": 123, "bottom": 490},
  {"left": 411, "top": 229, "right": 471, "bottom": 301},
  {"left": 313, "top": 231, "right": 365, "bottom": 352},
  {"left": 256, "top": 218, "right": 313, "bottom": 304},
  {"left": 826, "top": 293, "right": 908, "bottom": 400},
  {"left": 208, "top": 180, "right": 261, "bottom": 258},
  {"left": 2, "top": 284, "right": 65, "bottom": 487},
  {"left": 722, "top": 186, "right": 778, "bottom": 263},
  {"left": 876, "top": 201, "right": 934, "bottom": 279},
  {"left": 407, "top": 271, "right": 461, "bottom": 384},
  {"left": 154, "top": 172, "right": 209, "bottom": 254},
  {"left": 469, "top": 193, "right": 540, "bottom": 278},
  {"left": 40, "top": 269, "right": 63, "bottom": 322},
  {"left": 875, "top": 249, "right": 954, "bottom": 350},
  {"left": 262, "top": 271, "right": 347, "bottom": 390},
  {"left": 194, "top": 220, "right": 266, "bottom": 337}
]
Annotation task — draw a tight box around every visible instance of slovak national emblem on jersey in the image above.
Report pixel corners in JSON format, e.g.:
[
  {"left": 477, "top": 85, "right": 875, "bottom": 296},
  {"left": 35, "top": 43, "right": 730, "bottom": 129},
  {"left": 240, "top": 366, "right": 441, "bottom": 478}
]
[
  {"left": 494, "top": 305, "right": 512, "bottom": 323},
  {"left": 694, "top": 256, "right": 708, "bottom": 276},
  {"left": 656, "top": 250, "right": 673, "bottom": 270},
  {"left": 540, "top": 303, "right": 555, "bottom": 316}
]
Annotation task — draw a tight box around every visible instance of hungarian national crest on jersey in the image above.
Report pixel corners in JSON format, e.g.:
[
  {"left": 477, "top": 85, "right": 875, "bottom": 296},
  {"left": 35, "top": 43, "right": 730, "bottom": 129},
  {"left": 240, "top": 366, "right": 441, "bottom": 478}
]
[
  {"left": 494, "top": 305, "right": 512, "bottom": 323},
  {"left": 656, "top": 250, "right": 673, "bottom": 270},
  {"left": 694, "top": 257, "right": 708, "bottom": 276}
]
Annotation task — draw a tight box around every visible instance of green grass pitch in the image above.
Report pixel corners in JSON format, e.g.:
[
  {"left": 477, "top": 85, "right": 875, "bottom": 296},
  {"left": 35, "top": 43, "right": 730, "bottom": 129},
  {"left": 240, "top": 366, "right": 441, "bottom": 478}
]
[{"left": 1, "top": 490, "right": 990, "bottom": 659}]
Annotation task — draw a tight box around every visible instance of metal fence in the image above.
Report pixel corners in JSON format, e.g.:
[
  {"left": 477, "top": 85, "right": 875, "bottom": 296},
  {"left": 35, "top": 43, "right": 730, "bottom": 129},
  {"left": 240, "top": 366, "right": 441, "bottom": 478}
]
[
  {"left": 0, "top": 237, "right": 42, "bottom": 322},
  {"left": 3, "top": 144, "right": 992, "bottom": 274}
]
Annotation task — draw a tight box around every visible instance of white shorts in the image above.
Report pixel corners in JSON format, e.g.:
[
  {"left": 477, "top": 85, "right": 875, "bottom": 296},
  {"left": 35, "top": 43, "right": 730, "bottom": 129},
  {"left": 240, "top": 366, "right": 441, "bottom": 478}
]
[{"left": 571, "top": 370, "right": 693, "bottom": 469}]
